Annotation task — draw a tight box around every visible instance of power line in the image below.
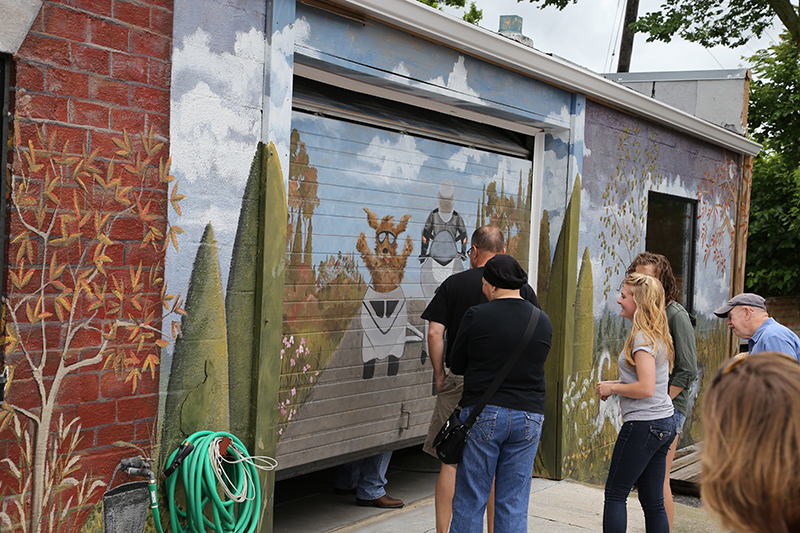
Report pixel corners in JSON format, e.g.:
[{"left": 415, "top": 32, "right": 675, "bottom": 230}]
[{"left": 604, "top": 0, "right": 626, "bottom": 72}]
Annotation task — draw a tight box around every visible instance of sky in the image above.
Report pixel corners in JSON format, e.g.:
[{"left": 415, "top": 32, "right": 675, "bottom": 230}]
[{"left": 439, "top": 0, "right": 786, "bottom": 74}]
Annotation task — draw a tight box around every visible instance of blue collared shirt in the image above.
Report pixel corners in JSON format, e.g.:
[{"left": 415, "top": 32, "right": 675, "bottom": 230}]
[{"left": 748, "top": 318, "right": 800, "bottom": 362}]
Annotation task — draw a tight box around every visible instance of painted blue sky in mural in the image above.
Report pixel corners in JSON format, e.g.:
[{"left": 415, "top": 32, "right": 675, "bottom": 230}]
[{"left": 292, "top": 112, "right": 534, "bottom": 298}]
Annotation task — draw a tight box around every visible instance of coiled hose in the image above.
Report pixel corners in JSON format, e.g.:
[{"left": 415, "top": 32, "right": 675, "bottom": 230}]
[{"left": 158, "top": 430, "right": 276, "bottom": 533}]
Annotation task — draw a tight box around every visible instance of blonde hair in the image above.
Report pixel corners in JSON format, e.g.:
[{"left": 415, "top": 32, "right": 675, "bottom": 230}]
[
  {"left": 702, "top": 352, "right": 800, "bottom": 533},
  {"left": 621, "top": 272, "right": 674, "bottom": 371}
]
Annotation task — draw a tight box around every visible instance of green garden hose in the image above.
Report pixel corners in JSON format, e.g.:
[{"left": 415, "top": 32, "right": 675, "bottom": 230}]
[{"left": 159, "top": 430, "right": 276, "bottom": 533}]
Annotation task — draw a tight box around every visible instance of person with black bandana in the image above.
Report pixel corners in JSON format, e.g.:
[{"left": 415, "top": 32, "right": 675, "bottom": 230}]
[
  {"left": 421, "top": 228, "right": 539, "bottom": 533},
  {"left": 448, "top": 254, "right": 551, "bottom": 532}
]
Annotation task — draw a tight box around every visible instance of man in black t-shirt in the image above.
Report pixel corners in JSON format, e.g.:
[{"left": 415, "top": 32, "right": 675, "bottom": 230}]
[{"left": 421, "top": 225, "right": 539, "bottom": 533}]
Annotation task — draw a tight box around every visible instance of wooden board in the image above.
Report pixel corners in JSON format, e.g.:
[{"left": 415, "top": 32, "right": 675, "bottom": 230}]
[{"left": 670, "top": 442, "right": 703, "bottom": 497}]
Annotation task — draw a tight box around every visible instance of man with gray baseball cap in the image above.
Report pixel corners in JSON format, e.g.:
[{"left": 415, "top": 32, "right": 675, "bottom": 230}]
[{"left": 714, "top": 293, "right": 800, "bottom": 362}]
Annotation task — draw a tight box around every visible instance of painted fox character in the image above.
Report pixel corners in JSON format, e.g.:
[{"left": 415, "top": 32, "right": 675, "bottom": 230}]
[
  {"left": 356, "top": 208, "right": 414, "bottom": 378},
  {"left": 356, "top": 208, "right": 414, "bottom": 293}
]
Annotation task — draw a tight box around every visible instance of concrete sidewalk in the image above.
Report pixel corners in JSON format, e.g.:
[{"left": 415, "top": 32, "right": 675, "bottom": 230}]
[
  {"left": 330, "top": 478, "right": 726, "bottom": 533},
  {"left": 272, "top": 447, "right": 725, "bottom": 533}
]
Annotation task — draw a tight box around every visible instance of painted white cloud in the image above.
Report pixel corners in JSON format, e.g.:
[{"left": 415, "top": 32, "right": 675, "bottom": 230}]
[
  {"left": 267, "top": 18, "right": 312, "bottom": 173},
  {"left": 392, "top": 62, "right": 412, "bottom": 78},
  {"left": 180, "top": 202, "right": 242, "bottom": 237},
  {"left": 358, "top": 135, "right": 429, "bottom": 183},
  {"left": 448, "top": 147, "right": 488, "bottom": 174},
  {"left": 545, "top": 103, "right": 588, "bottom": 178},
  {"left": 392, "top": 56, "right": 482, "bottom": 103},
  {"left": 172, "top": 82, "right": 258, "bottom": 184},
  {"left": 428, "top": 56, "right": 479, "bottom": 98},
  {"left": 171, "top": 28, "right": 267, "bottom": 187},
  {"left": 174, "top": 29, "right": 265, "bottom": 107},
  {"left": 694, "top": 273, "right": 730, "bottom": 316},
  {"left": 490, "top": 158, "right": 512, "bottom": 183}
]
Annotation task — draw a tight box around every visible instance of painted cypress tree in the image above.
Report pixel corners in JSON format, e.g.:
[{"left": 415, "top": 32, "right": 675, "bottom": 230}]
[
  {"left": 535, "top": 175, "right": 581, "bottom": 480},
  {"left": 573, "top": 246, "right": 595, "bottom": 375},
  {"left": 546, "top": 176, "right": 581, "bottom": 382},
  {"left": 537, "top": 210, "right": 551, "bottom": 311},
  {"left": 161, "top": 223, "right": 230, "bottom": 461},
  {"left": 226, "top": 144, "right": 265, "bottom": 445}
]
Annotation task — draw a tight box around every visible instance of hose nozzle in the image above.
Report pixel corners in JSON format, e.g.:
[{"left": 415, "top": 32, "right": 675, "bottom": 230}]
[{"left": 162, "top": 440, "right": 194, "bottom": 479}]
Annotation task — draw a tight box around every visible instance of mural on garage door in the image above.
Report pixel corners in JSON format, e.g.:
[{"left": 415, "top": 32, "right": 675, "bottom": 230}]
[{"left": 272, "top": 114, "right": 534, "bottom": 455}]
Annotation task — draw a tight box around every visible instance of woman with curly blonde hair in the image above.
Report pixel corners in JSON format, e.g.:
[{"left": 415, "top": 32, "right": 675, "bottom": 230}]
[
  {"left": 598, "top": 272, "right": 675, "bottom": 532},
  {"left": 627, "top": 252, "right": 697, "bottom": 532},
  {"left": 702, "top": 351, "right": 800, "bottom": 533}
]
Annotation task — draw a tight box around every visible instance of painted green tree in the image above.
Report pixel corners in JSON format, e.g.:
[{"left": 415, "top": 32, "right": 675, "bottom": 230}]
[
  {"left": 226, "top": 144, "right": 266, "bottom": 445},
  {"left": 537, "top": 210, "right": 551, "bottom": 311},
  {"left": 534, "top": 175, "right": 581, "bottom": 480},
  {"left": 477, "top": 171, "right": 533, "bottom": 269},
  {"left": 562, "top": 247, "right": 600, "bottom": 479},
  {"left": 599, "top": 124, "right": 663, "bottom": 298},
  {"left": 161, "top": 223, "right": 229, "bottom": 463}
]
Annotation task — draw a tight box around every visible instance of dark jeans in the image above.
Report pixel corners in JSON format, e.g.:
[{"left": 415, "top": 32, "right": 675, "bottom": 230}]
[{"left": 603, "top": 416, "right": 676, "bottom": 533}]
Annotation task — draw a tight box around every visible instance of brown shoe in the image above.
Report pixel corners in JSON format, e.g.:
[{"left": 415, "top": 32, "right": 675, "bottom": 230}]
[{"left": 355, "top": 494, "right": 404, "bottom": 508}]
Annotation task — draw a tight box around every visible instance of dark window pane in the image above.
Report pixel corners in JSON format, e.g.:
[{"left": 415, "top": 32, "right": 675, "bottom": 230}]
[{"left": 646, "top": 192, "right": 697, "bottom": 312}]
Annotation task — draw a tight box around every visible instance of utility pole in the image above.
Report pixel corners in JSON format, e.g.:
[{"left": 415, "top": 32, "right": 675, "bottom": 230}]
[{"left": 616, "top": 0, "right": 640, "bottom": 72}]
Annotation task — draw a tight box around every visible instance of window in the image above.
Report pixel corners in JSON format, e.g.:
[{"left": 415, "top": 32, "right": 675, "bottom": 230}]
[{"left": 646, "top": 192, "right": 697, "bottom": 312}]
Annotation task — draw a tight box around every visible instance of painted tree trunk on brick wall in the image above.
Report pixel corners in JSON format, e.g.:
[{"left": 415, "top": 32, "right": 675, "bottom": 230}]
[{"left": 1, "top": 0, "right": 176, "bottom": 530}]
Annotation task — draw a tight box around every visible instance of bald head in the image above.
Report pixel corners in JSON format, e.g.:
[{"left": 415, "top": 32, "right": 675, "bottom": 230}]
[{"left": 470, "top": 225, "right": 505, "bottom": 267}]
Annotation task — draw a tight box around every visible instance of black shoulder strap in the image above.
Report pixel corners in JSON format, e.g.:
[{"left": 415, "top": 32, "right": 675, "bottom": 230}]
[{"left": 463, "top": 306, "right": 541, "bottom": 429}]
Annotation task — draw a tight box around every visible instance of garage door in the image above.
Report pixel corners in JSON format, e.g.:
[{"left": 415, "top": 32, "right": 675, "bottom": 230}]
[{"left": 275, "top": 77, "right": 538, "bottom": 475}]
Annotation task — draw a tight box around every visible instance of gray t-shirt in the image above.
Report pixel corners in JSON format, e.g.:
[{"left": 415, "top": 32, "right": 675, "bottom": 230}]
[{"left": 618, "top": 332, "right": 674, "bottom": 423}]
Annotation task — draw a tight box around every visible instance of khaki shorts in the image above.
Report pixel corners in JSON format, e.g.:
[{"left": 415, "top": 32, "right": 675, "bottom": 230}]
[{"left": 422, "top": 373, "right": 464, "bottom": 458}]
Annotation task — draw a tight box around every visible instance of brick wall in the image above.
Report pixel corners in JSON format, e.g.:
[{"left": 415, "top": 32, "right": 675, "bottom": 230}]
[{"left": 2, "top": 1, "right": 173, "bottom": 530}]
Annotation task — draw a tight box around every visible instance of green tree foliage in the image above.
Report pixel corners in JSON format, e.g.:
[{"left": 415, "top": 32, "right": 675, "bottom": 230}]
[
  {"left": 744, "top": 31, "right": 800, "bottom": 296},
  {"left": 523, "top": 0, "right": 800, "bottom": 51},
  {"left": 573, "top": 247, "right": 595, "bottom": 376},
  {"left": 416, "top": 0, "right": 483, "bottom": 24}
]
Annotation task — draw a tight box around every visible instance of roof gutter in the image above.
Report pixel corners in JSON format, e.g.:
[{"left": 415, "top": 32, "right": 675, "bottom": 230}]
[{"left": 327, "top": 0, "right": 761, "bottom": 157}]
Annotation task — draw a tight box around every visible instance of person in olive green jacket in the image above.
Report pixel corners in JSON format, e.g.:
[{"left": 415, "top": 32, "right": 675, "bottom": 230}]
[{"left": 627, "top": 252, "right": 697, "bottom": 533}]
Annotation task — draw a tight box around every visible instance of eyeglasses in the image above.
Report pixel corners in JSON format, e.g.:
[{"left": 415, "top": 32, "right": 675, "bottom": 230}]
[
  {"left": 711, "top": 351, "right": 798, "bottom": 387},
  {"left": 377, "top": 231, "right": 396, "bottom": 245},
  {"left": 726, "top": 306, "right": 748, "bottom": 320},
  {"left": 466, "top": 245, "right": 476, "bottom": 256}
]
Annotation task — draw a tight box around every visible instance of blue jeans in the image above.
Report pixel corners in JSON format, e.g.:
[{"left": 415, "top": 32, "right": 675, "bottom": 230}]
[
  {"left": 672, "top": 410, "right": 687, "bottom": 435},
  {"left": 334, "top": 452, "right": 392, "bottom": 500},
  {"left": 603, "top": 416, "right": 676, "bottom": 533},
  {"left": 451, "top": 405, "right": 544, "bottom": 533}
]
